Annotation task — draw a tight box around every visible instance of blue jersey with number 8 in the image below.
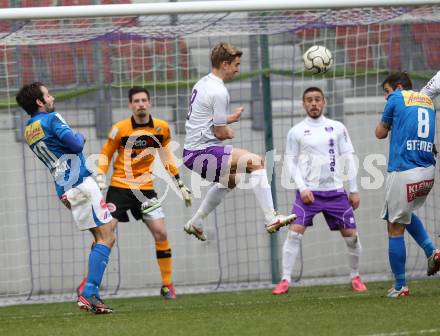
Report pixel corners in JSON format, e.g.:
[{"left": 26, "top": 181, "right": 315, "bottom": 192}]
[{"left": 382, "top": 90, "right": 436, "bottom": 172}]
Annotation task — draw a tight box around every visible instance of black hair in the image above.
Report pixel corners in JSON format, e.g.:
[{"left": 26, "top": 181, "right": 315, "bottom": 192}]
[
  {"left": 16, "top": 82, "right": 45, "bottom": 115},
  {"left": 302, "top": 87, "right": 325, "bottom": 101},
  {"left": 381, "top": 72, "right": 413, "bottom": 91},
  {"left": 128, "top": 87, "right": 150, "bottom": 102}
]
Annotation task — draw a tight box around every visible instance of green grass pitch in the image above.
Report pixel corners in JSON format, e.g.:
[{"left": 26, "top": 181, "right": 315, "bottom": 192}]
[{"left": 1, "top": 279, "right": 439, "bottom": 336}]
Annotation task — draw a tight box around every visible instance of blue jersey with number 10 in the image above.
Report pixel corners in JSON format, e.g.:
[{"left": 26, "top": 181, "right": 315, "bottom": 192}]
[
  {"left": 382, "top": 90, "right": 436, "bottom": 172},
  {"left": 24, "top": 112, "right": 91, "bottom": 196}
]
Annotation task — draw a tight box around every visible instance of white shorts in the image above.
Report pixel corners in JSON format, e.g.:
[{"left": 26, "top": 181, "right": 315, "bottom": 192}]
[
  {"left": 142, "top": 207, "right": 165, "bottom": 221},
  {"left": 381, "top": 165, "right": 435, "bottom": 224},
  {"left": 63, "top": 176, "right": 113, "bottom": 231}
]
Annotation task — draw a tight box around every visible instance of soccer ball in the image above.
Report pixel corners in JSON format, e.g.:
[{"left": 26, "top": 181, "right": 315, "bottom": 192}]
[{"left": 303, "top": 45, "right": 333, "bottom": 74}]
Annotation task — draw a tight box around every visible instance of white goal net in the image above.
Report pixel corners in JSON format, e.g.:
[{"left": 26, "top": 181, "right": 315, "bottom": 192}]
[{"left": 0, "top": 0, "right": 439, "bottom": 304}]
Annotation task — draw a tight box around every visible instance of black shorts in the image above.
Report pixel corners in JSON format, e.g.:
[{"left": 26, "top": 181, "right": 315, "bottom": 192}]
[{"left": 106, "top": 186, "right": 158, "bottom": 222}]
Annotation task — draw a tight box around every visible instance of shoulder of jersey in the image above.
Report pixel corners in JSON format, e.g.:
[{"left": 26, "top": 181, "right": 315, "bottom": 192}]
[
  {"left": 113, "top": 117, "right": 131, "bottom": 129},
  {"left": 290, "top": 120, "right": 306, "bottom": 135},
  {"left": 152, "top": 117, "right": 169, "bottom": 130},
  {"left": 327, "top": 118, "right": 345, "bottom": 129},
  {"left": 390, "top": 90, "right": 403, "bottom": 99}
]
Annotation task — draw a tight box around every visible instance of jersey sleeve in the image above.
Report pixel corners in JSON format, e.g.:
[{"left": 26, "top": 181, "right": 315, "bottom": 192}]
[
  {"left": 98, "top": 125, "right": 120, "bottom": 174},
  {"left": 285, "top": 127, "right": 308, "bottom": 192},
  {"left": 421, "top": 71, "right": 440, "bottom": 100},
  {"left": 161, "top": 122, "right": 171, "bottom": 147},
  {"left": 158, "top": 144, "right": 179, "bottom": 177},
  {"left": 51, "top": 113, "right": 72, "bottom": 140},
  {"left": 212, "top": 89, "right": 228, "bottom": 126},
  {"left": 285, "top": 128, "right": 300, "bottom": 157},
  {"left": 381, "top": 93, "right": 398, "bottom": 127},
  {"left": 337, "top": 123, "right": 355, "bottom": 154},
  {"left": 157, "top": 122, "right": 179, "bottom": 176}
]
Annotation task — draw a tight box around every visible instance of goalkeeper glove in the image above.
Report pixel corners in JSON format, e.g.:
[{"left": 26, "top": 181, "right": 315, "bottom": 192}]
[
  {"left": 177, "top": 179, "right": 192, "bottom": 207},
  {"left": 95, "top": 173, "right": 107, "bottom": 191}
]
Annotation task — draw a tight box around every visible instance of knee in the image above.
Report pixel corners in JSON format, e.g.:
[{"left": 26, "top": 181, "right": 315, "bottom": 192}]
[
  {"left": 101, "top": 221, "right": 117, "bottom": 247},
  {"left": 227, "top": 174, "right": 238, "bottom": 189},
  {"left": 388, "top": 222, "right": 405, "bottom": 236},
  {"left": 287, "top": 230, "right": 303, "bottom": 242},
  {"left": 247, "top": 155, "right": 264, "bottom": 172},
  {"left": 104, "top": 231, "right": 117, "bottom": 247},
  {"left": 154, "top": 231, "right": 168, "bottom": 242},
  {"left": 344, "top": 233, "right": 361, "bottom": 251}
]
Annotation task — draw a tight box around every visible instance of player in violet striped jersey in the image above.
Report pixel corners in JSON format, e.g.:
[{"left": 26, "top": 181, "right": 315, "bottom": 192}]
[
  {"left": 272, "top": 87, "right": 367, "bottom": 295},
  {"left": 376, "top": 72, "right": 440, "bottom": 298},
  {"left": 183, "top": 42, "right": 295, "bottom": 241}
]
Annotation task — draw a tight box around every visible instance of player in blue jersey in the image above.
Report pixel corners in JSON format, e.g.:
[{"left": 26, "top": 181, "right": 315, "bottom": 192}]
[
  {"left": 375, "top": 72, "right": 440, "bottom": 298},
  {"left": 16, "top": 82, "right": 118, "bottom": 313}
]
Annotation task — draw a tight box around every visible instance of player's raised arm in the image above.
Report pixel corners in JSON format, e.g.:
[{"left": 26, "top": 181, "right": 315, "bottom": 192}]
[
  {"left": 227, "top": 106, "right": 244, "bottom": 124},
  {"left": 213, "top": 125, "right": 234, "bottom": 140},
  {"left": 421, "top": 70, "right": 440, "bottom": 100}
]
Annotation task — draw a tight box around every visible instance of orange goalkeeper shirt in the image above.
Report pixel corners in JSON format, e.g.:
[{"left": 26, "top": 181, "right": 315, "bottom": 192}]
[{"left": 98, "top": 116, "right": 179, "bottom": 190}]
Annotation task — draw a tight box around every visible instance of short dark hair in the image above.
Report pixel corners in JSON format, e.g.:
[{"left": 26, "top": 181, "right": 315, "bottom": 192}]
[
  {"left": 211, "top": 42, "right": 243, "bottom": 69},
  {"left": 16, "top": 82, "right": 45, "bottom": 115},
  {"left": 302, "top": 87, "right": 325, "bottom": 101},
  {"left": 128, "top": 87, "right": 150, "bottom": 102},
  {"left": 382, "top": 72, "right": 413, "bottom": 91}
]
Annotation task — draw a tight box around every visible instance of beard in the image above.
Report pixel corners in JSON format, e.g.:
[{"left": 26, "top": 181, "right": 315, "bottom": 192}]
[
  {"left": 45, "top": 103, "right": 55, "bottom": 113},
  {"left": 308, "top": 109, "right": 322, "bottom": 119},
  {"left": 137, "top": 109, "right": 147, "bottom": 118}
]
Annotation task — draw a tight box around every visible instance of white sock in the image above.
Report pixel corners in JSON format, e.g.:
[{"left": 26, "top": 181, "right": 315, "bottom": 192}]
[
  {"left": 249, "top": 169, "right": 275, "bottom": 222},
  {"left": 190, "top": 183, "right": 231, "bottom": 228},
  {"left": 344, "top": 235, "right": 362, "bottom": 279},
  {"left": 281, "top": 231, "right": 302, "bottom": 281}
]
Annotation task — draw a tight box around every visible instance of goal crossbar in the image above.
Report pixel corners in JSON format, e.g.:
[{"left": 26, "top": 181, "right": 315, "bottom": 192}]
[{"left": 0, "top": 0, "right": 438, "bottom": 20}]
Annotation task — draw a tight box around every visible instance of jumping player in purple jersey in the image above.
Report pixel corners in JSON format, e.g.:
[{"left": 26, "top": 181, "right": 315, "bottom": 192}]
[
  {"left": 272, "top": 87, "right": 367, "bottom": 295},
  {"left": 183, "top": 42, "right": 295, "bottom": 241}
]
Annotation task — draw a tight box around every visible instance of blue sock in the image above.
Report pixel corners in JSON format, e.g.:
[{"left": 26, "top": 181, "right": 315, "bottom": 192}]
[
  {"left": 82, "top": 244, "right": 111, "bottom": 298},
  {"left": 406, "top": 213, "right": 435, "bottom": 258},
  {"left": 388, "top": 236, "right": 406, "bottom": 290}
]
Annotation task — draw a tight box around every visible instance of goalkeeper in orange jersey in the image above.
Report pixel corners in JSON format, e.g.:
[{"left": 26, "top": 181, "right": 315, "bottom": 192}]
[{"left": 77, "top": 86, "right": 191, "bottom": 300}]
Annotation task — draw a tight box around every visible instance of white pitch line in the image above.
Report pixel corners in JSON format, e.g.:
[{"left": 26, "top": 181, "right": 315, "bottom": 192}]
[{"left": 363, "top": 329, "right": 440, "bottom": 336}]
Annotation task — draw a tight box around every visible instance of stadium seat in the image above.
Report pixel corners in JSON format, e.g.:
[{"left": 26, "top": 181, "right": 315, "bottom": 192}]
[
  {"left": 411, "top": 23, "right": 440, "bottom": 70},
  {"left": 336, "top": 26, "right": 373, "bottom": 70},
  {"left": 379, "top": 25, "right": 401, "bottom": 70}
]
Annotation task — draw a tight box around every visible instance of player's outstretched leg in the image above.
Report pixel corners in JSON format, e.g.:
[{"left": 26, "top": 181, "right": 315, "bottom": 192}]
[
  {"left": 265, "top": 213, "right": 297, "bottom": 233},
  {"left": 248, "top": 169, "right": 296, "bottom": 233},
  {"left": 184, "top": 183, "right": 231, "bottom": 241}
]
